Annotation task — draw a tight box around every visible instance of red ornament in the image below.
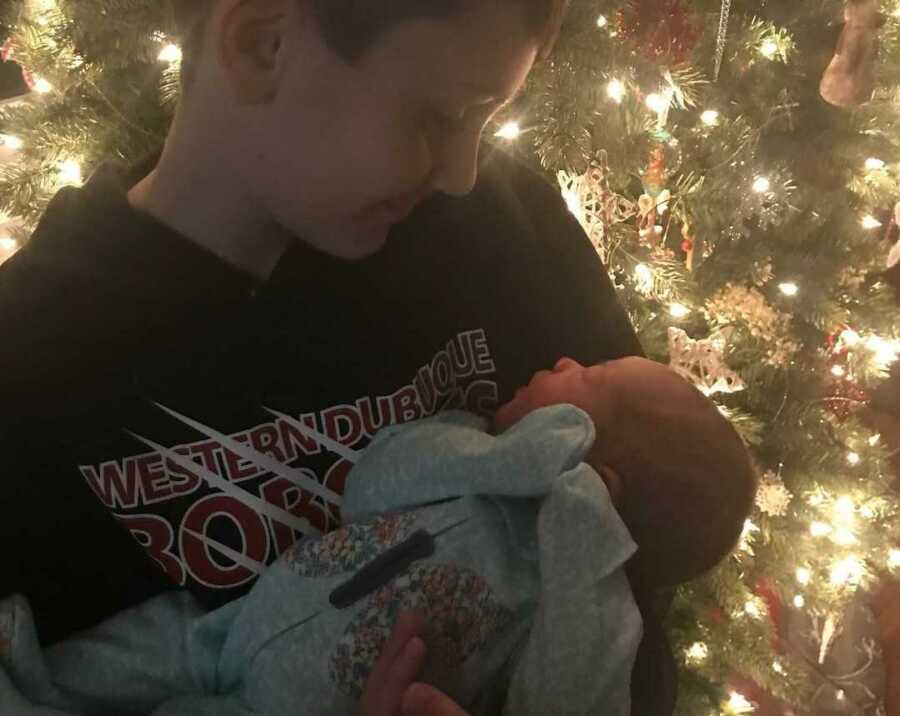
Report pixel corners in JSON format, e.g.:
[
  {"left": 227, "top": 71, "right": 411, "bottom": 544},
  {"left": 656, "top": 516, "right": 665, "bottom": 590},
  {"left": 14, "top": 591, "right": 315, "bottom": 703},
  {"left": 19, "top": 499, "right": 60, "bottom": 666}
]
[
  {"left": 824, "top": 379, "right": 869, "bottom": 421},
  {"left": 1, "top": 38, "right": 13, "bottom": 63},
  {"left": 754, "top": 578, "right": 785, "bottom": 647},
  {"left": 616, "top": 0, "right": 703, "bottom": 65}
]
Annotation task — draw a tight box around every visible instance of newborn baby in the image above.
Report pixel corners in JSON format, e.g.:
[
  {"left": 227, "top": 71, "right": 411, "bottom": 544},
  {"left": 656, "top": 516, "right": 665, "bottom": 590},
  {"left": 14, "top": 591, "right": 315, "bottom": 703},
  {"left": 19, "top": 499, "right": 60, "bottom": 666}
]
[{"left": 0, "top": 357, "right": 756, "bottom": 716}]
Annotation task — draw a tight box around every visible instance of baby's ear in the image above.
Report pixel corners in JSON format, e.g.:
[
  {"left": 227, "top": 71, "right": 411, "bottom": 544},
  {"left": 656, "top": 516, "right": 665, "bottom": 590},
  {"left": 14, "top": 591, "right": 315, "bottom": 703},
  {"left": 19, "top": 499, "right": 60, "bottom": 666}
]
[{"left": 595, "top": 464, "right": 625, "bottom": 507}]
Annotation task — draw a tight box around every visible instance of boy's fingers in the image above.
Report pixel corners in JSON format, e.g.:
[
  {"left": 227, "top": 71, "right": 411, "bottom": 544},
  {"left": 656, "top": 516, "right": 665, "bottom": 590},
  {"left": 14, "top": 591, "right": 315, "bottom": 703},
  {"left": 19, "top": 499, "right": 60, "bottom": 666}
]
[
  {"left": 359, "top": 611, "right": 428, "bottom": 716},
  {"left": 369, "top": 611, "right": 426, "bottom": 683},
  {"left": 379, "top": 636, "right": 427, "bottom": 708}
]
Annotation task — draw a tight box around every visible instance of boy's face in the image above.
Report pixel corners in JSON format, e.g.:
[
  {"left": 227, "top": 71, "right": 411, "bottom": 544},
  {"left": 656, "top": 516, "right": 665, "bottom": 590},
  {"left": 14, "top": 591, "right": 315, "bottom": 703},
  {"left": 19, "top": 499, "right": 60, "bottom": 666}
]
[{"left": 233, "top": 2, "right": 539, "bottom": 259}]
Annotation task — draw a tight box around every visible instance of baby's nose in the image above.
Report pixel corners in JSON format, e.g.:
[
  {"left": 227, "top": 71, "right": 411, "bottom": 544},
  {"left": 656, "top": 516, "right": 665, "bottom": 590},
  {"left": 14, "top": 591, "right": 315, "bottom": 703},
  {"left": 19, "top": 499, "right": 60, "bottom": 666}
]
[{"left": 553, "top": 357, "right": 581, "bottom": 372}]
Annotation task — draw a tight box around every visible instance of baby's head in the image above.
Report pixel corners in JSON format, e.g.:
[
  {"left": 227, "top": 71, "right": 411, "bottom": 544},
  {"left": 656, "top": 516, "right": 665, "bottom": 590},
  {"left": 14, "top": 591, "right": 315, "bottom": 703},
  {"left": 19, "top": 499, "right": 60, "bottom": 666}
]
[{"left": 495, "top": 356, "right": 757, "bottom": 588}]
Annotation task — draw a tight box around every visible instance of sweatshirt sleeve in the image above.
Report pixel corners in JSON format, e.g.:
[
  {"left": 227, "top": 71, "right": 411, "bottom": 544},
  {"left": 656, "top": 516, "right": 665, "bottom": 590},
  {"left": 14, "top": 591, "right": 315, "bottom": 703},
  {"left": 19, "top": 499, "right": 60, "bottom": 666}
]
[
  {"left": 0, "top": 176, "right": 255, "bottom": 644},
  {"left": 0, "top": 418, "right": 173, "bottom": 646}
]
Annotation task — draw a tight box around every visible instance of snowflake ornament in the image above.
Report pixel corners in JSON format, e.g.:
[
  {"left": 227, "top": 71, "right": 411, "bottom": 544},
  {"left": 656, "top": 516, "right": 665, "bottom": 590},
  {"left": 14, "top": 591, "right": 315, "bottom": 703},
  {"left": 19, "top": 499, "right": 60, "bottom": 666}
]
[
  {"left": 755, "top": 470, "right": 793, "bottom": 517},
  {"left": 557, "top": 150, "right": 637, "bottom": 263},
  {"left": 668, "top": 327, "right": 746, "bottom": 396}
]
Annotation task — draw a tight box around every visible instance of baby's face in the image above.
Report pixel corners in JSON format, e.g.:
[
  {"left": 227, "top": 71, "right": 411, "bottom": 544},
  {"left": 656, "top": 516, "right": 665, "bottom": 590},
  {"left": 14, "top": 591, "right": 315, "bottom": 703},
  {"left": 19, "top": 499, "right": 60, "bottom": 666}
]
[{"left": 493, "top": 357, "right": 614, "bottom": 434}]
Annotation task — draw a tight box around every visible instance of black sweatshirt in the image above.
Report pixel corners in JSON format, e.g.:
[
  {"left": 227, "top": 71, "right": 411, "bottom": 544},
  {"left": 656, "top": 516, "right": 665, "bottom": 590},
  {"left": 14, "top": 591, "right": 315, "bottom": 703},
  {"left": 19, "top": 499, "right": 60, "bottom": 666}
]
[{"left": 0, "top": 145, "right": 673, "bottom": 713}]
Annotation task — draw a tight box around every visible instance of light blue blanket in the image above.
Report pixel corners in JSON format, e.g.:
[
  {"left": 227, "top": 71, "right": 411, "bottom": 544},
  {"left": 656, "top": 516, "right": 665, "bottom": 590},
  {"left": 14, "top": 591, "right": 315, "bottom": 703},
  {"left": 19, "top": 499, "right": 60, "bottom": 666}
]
[{"left": 0, "top": 404, "right": 641, "bottom": 715}]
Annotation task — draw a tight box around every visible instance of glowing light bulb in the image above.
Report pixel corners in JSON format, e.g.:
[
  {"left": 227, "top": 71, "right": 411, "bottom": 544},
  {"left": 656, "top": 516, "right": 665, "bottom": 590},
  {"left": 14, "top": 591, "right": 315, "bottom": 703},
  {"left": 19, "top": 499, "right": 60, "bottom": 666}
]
[
  {"left": 773, "top": 660, "right": 785, "bottom": 675},
  {"left": 836, "top": 690, "right": 846, "bottom": 702},
  {"left": 634, "top": 263, "right": 653, "bottom": 284},
  {"left": 596, "top": 14, "right": 609, "bottom": 28},
  {"left": 685, "top": 642, "right": 709, "bottom": 663},
  {"left": 646, "top": 93, "right": 668, "bottom": 114},
  {"left": 669, "top": 302, "right": 690, "bottom": 319},
  {"left": 846, "top": 451, "right": 860, "bottom": 466},
  {"left": 32, "top": 76, "right": 52, "bottom": 94},
  {"left": 830, "top": 555, "right": 864, "bottom": 586},
  {"left": 778, "top": 282, "right": 798, "bottom": 296},
  {"left": 760, "top": 40, "right": 779, "bottom": 58},
  {"left": 865, "top": 157, "right": 886, "bottom": 171},
  {"left": 744, "top": 600, "right": 763, "bottom": 618},
  {"left": 796, "top": 567, "right": 811, "bottom": 585},
  {"left": 738, "top": 519, "right": 759, "bottom": 553},
  {"left": 862, "top": 215, "right": 883, "bottom": 230},
  {"left": 889, "top": 549, "right": 900, "bottom": 569},
  {"left": 865, "top": 335, "right": 900, "bottom": 369},
  {"left": 810, "top": 522, "right": 832, "bottom": 537},
  {"left": 833, "top": 527, "right": 858, "bottom": 546},
  {"left": 869, "top": 433, "right": 881, "bottom": 446},
  {"left": 727, "top": 691, "right": 754, "bottom": 713},
  {"left": 835, "top": 496, "right": 855, "bottom": 519},
  {"left": 158, "top": 44, "right": 183, "bottom": 63},
  {"left": 495, "top": 121, "right": 521, "bottom": 140},
  {"left": 841, "top": 328, "right": 862, "bottom": 347},
  {"left": 0, "top": 237, "right": 17, "bottom": 253},
  {"left": 752, "top": 177, "right": 771, "bottom": 193},
  {"left": 861, "top": 505, "right": 875, "bottom": 519},
  {"left": 1, "top": 134, "right": 23, "bottom": 150},
  {"left": 793, "top": 594, "right": 805, "bottom": 608},
  {"left": 607, "top": 79, "right": 626, "bottom": 103},
  {"left": 58, "top": 159, "right": 82, "bottom": 185},
  {"left": 562, "top": 188, "right": 584, "bottom": 222},
  {"left": 831, "top": 365, "right": 846, "bottom": 377},
  {"left": 700, "top": 110, "right": 720, "bottom": 126}
]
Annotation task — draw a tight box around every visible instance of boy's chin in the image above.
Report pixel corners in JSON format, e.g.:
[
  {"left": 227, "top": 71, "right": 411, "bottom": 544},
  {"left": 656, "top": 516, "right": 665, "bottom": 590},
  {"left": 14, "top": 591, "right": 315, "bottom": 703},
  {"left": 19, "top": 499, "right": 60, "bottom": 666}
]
[{"left": 293, "top": 221, "right": 392, "bottom": 261}]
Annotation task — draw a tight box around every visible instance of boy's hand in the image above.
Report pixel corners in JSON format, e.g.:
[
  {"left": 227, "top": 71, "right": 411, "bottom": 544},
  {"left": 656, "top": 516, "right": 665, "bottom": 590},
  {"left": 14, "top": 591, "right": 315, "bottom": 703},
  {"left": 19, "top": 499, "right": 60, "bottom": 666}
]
[{"left": 359, "top": 612, "right": 472, "bottom": 716}]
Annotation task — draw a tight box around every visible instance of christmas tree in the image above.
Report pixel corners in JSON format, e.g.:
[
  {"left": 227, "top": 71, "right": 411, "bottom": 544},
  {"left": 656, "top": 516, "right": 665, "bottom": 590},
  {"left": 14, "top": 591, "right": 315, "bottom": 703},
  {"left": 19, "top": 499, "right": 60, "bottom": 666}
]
[{"left": 2, "top": 0, "right": 900, "bottom": 712}]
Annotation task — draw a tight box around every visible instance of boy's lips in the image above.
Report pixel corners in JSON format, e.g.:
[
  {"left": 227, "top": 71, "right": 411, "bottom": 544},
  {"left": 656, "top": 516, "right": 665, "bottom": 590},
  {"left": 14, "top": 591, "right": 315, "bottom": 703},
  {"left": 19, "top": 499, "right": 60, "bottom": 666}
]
[{"left": 369, "top": 191, "right": 429, "bottom": 224}]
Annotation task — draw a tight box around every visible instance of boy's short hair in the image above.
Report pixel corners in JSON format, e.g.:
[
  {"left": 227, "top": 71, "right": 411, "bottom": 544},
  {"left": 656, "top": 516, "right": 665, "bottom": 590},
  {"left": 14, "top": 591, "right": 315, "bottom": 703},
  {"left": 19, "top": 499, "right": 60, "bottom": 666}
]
[{"left": 171, "top": 0, "right": 570, "bottom": 89}]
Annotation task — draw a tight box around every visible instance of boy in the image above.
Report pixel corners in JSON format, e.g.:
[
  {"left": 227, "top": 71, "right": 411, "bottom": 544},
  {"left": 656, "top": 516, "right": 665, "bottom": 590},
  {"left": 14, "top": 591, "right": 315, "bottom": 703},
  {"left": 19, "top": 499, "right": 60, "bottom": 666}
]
[
  {"left": 0, "top": 358, "right": 755, "bottom": 716},
  {"left": 0, "top": 0, "right": 751, "bottom": 712}
]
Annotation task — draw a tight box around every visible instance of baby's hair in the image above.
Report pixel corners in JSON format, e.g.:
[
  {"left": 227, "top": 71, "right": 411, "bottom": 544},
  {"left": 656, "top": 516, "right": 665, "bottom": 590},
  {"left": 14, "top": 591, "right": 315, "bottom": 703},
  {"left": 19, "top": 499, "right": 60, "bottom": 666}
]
[
  {"left": 590, "top": 363, "right": 758, "bottom": 588},
  {"left": 170, "top": 0, "right": 570, "bottom": 90}
]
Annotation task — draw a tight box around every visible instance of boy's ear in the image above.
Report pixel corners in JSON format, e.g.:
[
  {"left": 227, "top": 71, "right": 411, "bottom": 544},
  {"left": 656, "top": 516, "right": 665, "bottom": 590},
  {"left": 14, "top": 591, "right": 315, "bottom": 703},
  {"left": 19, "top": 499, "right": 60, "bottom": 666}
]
[{"left": 217, "top": 0, "right": 293, "bottom": 104}]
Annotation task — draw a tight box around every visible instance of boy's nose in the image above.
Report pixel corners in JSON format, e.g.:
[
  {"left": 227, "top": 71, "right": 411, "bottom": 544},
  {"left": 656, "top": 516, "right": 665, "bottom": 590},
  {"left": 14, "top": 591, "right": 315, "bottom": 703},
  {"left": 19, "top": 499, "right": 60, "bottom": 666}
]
[{"left": 431, "top": 132, "right": 481, "bottom": 197}]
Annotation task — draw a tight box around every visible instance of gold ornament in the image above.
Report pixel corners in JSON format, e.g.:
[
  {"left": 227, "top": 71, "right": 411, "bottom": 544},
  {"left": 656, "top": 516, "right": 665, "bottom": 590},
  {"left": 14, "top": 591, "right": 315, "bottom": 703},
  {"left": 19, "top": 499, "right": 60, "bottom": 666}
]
[{"left": 819, "top": 0, "right": 885, "bottom": 107}]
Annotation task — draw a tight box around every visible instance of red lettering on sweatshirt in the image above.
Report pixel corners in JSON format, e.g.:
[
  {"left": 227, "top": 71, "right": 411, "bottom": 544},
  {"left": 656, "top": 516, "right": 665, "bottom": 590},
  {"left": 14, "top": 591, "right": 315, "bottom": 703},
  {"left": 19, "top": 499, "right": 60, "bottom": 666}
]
[
  {"left": 120, "top": 513, "right": 186, "bottom": 586},
  {"left": 391, "top": 386, "right": 422, "bottom": 423},
  {"left": 80, "top": 460, "right": 140, "bottom": 510},
  {"left": 180, "top": 495, "right": 270, "bottom": 589},
  {"left": 135, "top": 454, "right": 174, "bottom": 505},
  {"left": 223, "top": 433, "right": 264, "bottom": 484},
  {"left": 249, "top": 424, "right": 286, "bottom": 463},
  {"left": 322, "top": 405, "right": 363, "bottom": 447},
  {"left": 259, "top": 475, "right": 331, "bottom": 553}
]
